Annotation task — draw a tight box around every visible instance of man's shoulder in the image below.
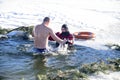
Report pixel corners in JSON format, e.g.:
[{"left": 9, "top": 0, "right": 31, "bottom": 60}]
[
  {"left": 35, "top": 24, "right": 41, "bottom": 29},
  {"left": 46, "top": 27, "right": 53, "bottom": 32},
  {"left": 36, "top": 24, "right": 42, "bottom": 27}
]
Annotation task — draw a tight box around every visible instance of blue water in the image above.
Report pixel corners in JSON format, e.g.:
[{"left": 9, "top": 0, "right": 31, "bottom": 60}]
[{"left": 0, "top": 0, "right": 120, "bottom": 80}]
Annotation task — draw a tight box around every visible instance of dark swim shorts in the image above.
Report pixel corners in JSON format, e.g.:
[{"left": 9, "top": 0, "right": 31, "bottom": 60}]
[{"left": 34, "top": 48, "right": 47, "bottom": 53}]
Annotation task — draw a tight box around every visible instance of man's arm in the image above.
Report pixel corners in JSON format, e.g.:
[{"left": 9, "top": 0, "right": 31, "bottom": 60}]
[
  {"left": 48, "top": 32, "right": 61, "bottom": 41},
  {"left": 49, "top": 29, "right": 65, "bottom": 44}
]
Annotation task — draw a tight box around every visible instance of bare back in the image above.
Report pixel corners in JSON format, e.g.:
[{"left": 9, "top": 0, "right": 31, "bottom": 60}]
[
  {"left": 33, "top": 24, "right": 63, "bottom": 49},
  {"left": 33, "top": 24, "right": 49, "bottom": 48}
]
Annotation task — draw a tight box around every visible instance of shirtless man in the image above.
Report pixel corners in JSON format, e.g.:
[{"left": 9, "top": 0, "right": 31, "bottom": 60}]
[{"left": 32, "top": 17, "right": 66, "bottom": 53}]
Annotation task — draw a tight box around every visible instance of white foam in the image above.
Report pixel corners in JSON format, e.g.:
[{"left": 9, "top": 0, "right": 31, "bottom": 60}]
[{"left": 88, "top": 71, "right": 120, "bottom": 80}]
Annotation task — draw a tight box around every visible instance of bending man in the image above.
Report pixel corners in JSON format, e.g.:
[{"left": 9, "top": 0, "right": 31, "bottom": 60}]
[{"left": 32, "top": 17, "right": 66, "bottom": 53}]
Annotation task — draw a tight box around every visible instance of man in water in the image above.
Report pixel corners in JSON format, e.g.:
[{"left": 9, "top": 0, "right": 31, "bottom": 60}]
[{"left": 32, "top": 17, "right": 66, "bottom": 53}]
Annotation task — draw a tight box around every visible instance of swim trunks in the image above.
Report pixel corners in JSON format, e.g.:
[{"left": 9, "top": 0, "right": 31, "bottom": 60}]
[{"left": 34, "top": 48, "right": 47, "bottom": 53}]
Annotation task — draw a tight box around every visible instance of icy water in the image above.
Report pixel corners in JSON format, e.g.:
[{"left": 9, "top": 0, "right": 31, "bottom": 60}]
[{"left": 0, "top": 0, "right": 120, "bottom": 80}]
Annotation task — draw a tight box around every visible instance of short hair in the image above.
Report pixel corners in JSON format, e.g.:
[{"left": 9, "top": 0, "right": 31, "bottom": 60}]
[
  {"left": 62, "top": 24, "right": 68, "bottom": 30},
  {"left": 43, "top": 17, "right": 50, "bottom": 22}
]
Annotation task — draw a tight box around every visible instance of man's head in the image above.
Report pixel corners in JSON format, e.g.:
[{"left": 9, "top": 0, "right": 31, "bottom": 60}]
[
  {"left": 61, "top": 24, "right": 68, "bottom": 32},
  {"left": 43, "top": 17, "right": 50, "bottom": 25}
]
